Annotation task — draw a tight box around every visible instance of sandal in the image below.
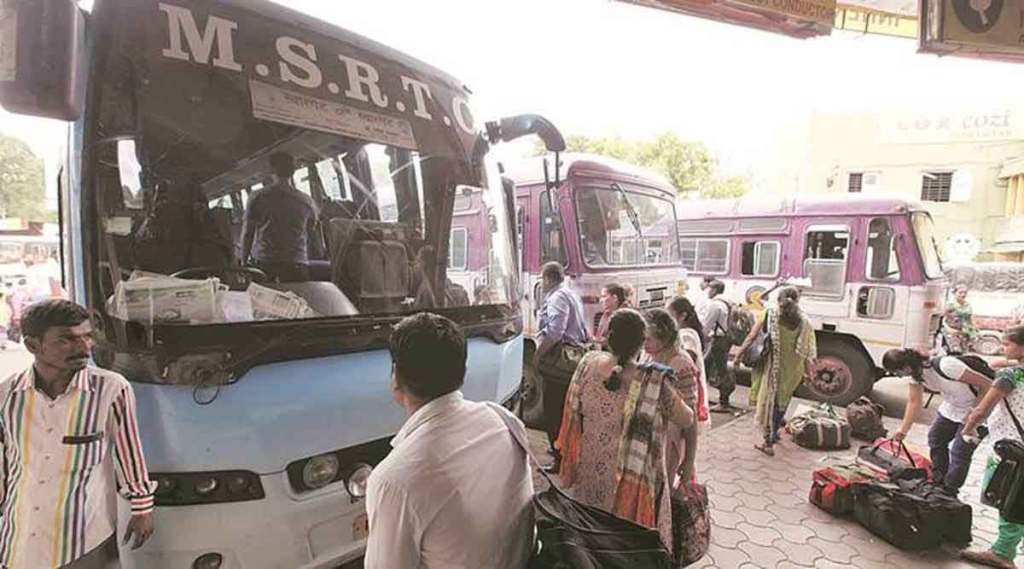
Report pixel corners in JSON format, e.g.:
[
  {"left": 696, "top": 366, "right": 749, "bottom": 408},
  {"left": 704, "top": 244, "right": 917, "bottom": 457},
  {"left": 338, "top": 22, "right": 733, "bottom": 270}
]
[
  {"left": 754, "top": 443, "right": 775, "bottom": 457},
  {"left": 961, "top": 549, "right": 1016, "bottom": 569}
]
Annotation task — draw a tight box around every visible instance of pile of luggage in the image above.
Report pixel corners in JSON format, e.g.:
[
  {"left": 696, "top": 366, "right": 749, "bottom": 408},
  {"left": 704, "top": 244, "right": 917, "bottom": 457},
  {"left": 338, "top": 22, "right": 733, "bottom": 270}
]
[
  {"left": 786, "top": 397, "right": 889, "bottom": 451},
  {"left": 809, "top": 438, "right": 973, "bottom": 551}
]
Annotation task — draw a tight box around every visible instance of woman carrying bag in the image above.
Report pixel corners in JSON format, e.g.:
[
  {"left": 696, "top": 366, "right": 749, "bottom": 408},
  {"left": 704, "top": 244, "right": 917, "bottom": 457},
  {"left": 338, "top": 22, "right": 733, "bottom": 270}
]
[
  {"left": 734, "top": 286, "right": 817, "bottom": 457},
  {"left": 960, "top": 326, "right": 1024, "bottom": 569}
]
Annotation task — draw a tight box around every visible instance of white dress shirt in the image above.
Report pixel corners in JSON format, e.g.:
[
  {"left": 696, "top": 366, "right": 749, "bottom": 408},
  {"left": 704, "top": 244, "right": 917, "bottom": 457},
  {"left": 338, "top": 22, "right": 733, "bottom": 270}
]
[
  {"left": 365, "top": 391, "right": 534, "bottom": 569},
  {"left": 0, "top": 366, "right": 156, "bottom": 569}
]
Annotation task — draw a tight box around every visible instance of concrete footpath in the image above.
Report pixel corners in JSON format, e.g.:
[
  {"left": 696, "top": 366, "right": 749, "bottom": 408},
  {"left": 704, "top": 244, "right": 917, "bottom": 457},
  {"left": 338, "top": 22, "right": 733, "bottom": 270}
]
[{"left": 529, "top": 397, "right": 1005, "bottom": 569}]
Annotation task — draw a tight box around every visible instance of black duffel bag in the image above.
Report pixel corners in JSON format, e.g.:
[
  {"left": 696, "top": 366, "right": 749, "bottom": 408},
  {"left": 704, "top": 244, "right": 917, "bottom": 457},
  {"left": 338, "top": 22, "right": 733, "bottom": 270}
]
[
  {"left": 853, "top": 479, "right": 972, "bottom": 551},
  {"left": 488, "top": 404, "right": 673, "bottom": 569},
  {"left": 983, "top": 438, "right": 1024, "bottom": 524}
]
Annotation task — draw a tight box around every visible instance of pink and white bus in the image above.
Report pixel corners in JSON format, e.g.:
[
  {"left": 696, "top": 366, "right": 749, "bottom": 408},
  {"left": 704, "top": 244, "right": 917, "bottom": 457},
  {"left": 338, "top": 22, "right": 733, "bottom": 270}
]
[
  {"left": 505, "top": 154, "right": 684, "bottom": 423},
  {"left": 677, "top": 196, "right": 947, "bottom": 405}
]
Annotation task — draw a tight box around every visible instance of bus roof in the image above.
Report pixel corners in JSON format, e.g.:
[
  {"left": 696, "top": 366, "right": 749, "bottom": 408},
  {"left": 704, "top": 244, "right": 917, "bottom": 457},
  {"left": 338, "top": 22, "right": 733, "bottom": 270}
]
[
  {"left": 503, "top": 153, "right": 676, "bottom": 196},
  {"left": 677, "top": 195, "right": 930, "bottom": 220}
]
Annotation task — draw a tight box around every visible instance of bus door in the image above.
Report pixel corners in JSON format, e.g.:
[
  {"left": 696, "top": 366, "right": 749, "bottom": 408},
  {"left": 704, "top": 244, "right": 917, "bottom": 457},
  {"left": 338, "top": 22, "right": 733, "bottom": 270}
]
[
  {"left": 853, "top": 216, "right": 908, "bottom": 354},
  {"left": 801, "top": 222, "right": 855, "bottom": 320}
]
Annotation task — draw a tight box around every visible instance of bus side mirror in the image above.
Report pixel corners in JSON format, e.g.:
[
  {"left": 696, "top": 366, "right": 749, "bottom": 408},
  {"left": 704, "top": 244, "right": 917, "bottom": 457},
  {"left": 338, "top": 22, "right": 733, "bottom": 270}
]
[{"left": 0, "top": 0, "right": 86, "bottom": 121}]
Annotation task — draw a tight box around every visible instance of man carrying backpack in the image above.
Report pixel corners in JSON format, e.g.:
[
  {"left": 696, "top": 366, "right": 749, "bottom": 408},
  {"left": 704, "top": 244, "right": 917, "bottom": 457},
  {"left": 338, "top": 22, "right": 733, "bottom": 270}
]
[
  {"left": 703, "top": 280, "right": 737, "bottom": 413},
  {"left": 882, "top": 348, "right": 994, "bottom": 495}
]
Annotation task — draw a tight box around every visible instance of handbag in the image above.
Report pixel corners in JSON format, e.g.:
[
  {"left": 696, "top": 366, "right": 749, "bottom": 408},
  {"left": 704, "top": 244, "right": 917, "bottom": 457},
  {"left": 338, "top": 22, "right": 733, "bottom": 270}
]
[
  {"left": 537, "top": 341, "right": 587, "bottom": 384},
  {"left": 670, "top": 481, "right": 710, "bottom": 567},
  {"left": 742, "top": 310, "right": 772, "bottom": 368},
  {"left": 487, "top": 404, "right": 674, "bottom": 569}
]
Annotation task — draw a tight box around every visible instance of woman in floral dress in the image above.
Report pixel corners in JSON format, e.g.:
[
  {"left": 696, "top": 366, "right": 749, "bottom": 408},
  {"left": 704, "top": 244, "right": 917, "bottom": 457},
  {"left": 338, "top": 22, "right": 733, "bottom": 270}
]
[
  {"left": 557, "top": 308, "right": 693, "bottom": 551},
  {"left": 944, "top": 285, "right": 977, "bottom": 354}
]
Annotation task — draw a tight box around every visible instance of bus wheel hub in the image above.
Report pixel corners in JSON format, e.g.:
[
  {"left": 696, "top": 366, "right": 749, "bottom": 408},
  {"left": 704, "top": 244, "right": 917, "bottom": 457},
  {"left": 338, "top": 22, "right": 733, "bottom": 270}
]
[{"left": 813, "top": 359, "right": 851, "bottom": 396}]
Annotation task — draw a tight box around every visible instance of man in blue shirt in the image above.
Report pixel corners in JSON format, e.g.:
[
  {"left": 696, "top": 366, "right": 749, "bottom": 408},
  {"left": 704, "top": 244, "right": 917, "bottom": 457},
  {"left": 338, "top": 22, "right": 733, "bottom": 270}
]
[
  {"left": 241, "top": 153, "right": 324, "bottom": 282},
  {"left": 534, "top": 262, "right": 589, "bottom": 472}
]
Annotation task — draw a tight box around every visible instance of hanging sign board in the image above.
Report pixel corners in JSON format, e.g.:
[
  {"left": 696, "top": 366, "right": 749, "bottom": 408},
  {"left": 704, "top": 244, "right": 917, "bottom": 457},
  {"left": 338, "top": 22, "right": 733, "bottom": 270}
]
[{"left": 920, "top": 0, "right": 1024, "bottom": 62}]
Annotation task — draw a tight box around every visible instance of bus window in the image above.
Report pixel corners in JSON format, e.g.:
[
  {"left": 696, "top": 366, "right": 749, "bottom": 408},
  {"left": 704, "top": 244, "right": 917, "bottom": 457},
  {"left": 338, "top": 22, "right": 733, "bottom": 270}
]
[
  {"left": 449, "top": 228, "right": 468, "bottom": 270},
  {"left": 680, "top": 238, "right": 729, "bottom": 274},
  {"left": 866, "top": 218, "right": 900, "bottom": 282},
  {"left": 117, "top": 140, "right": 145, "bottom": 210},
  {"left": 741, "top": 241, "right": 780, "bottom": 277},
  {"left": 540, "top": 190, "right": 566, "bottom": 265},
  {"left": 314, "top": 157, "right": 348, "bottom": 201},
  {"left": 804, "top": 227, "right": 849, "bottom": 297}
]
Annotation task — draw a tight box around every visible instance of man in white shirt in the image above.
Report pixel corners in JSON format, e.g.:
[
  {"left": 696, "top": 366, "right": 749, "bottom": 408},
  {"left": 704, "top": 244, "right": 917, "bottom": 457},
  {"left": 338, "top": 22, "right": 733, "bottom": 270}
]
[{"left": 364, "top": 312, "right": 534, "bottom": 569}]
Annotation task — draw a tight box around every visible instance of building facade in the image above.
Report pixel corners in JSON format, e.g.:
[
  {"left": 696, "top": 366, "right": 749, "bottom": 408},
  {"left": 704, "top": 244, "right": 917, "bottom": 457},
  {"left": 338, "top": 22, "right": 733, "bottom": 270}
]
[{"left": 769, "top": 108, "right": 1024, "bottom": 262}]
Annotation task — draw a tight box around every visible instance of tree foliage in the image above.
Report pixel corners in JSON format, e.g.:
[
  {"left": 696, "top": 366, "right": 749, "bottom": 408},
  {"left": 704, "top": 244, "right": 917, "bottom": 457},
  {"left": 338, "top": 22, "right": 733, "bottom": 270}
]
[
  {"left": 0, "top": 134, "right": 48, "bottom": 222},
  {"left": 535, "top": 132, "right": 750, "bottom": 199}
]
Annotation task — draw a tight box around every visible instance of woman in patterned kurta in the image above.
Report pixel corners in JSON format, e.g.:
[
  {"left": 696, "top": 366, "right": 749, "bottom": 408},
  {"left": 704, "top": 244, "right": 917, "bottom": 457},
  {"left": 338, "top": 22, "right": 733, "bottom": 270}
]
[
  {"left": 643, "top": 308, "right": 701, "bottom": 483},
  {"left": 736, "top": 287, "right": 817, "bottom": 457},
  {"left": 557, "top": 309, "right": 693, "bottom": 551},
  {"left": 961, "top": 326, "right": 1024, "bottom": 569}
]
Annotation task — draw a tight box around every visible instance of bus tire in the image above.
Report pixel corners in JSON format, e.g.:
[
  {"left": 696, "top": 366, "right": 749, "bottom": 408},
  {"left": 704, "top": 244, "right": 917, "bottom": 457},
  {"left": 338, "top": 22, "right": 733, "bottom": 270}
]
[
  {"left": 520, "top": 343, "right": 545, "bottom": 429},
  {"left": 797, "top": 339, "right": 872, "bottom": 407}
]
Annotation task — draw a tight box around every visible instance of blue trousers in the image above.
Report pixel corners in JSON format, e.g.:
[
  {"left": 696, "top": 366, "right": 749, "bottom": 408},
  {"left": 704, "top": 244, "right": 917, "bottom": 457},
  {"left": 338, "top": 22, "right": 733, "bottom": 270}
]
[{"left": 927, "top": 413, "right": 985, "bottom": 494}]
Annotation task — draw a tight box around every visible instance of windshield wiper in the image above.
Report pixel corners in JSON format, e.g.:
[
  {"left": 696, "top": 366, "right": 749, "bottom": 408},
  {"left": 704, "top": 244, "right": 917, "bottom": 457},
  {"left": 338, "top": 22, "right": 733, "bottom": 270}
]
[{"left": 611, "top": 182, "right": 643, "bottom": 239}]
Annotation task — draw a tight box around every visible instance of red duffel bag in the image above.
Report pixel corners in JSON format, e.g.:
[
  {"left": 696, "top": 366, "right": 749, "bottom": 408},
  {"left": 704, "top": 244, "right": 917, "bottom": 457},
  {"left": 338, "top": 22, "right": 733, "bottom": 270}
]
[{"left": 809, "top": 463, "right": 882, "bottom": 515}]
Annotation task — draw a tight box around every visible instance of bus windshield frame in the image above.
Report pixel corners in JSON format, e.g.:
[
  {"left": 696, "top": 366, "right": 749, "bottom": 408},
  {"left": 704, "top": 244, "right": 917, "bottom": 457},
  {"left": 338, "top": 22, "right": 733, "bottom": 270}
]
[
  {"left": 910, "top": 211, "right": 945, "bottom": 280},
  {"left": 572, "top": 183, "right": 681, "bottom": 270}
]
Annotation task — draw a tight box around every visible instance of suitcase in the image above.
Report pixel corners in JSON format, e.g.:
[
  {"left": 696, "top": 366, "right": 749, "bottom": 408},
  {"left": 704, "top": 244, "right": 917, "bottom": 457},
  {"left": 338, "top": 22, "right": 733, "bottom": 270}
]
[
  {"left": 853, "top": 480, "right": 972, "bottom": 551},
  {"left": 809, "top": 464, "right": 881, "bottom": 515},
  {"left": 857, "top": 439, "right": 933, "bottom": 481},
  {"left": 789, "top": 407, "right": 851, "bottom": 450}
]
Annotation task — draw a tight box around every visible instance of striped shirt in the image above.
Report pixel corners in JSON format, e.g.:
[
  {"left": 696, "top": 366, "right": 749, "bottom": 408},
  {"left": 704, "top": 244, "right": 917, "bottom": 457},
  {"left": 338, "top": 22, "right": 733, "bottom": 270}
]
[{"left": 0, "top": 366, "right": 156, "bottom": 568}]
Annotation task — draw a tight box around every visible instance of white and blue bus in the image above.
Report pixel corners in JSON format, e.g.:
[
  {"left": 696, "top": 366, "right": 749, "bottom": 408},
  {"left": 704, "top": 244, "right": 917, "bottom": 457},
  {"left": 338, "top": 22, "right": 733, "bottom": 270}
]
[{"left": 1, "top": 1, "right": 564, "bottom": 567}]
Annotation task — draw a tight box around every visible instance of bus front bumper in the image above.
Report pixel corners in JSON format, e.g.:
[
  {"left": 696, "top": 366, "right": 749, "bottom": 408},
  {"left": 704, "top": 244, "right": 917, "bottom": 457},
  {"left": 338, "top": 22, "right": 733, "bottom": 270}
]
[{"left": 117, "top": 470, "right": 369, "bottom": 569}]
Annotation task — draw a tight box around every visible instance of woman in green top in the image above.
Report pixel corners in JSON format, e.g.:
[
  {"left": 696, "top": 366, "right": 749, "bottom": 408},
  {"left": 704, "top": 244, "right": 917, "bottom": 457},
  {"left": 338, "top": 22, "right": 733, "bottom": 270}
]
[
  {"left": 943, "top": 284, "right": 977, "bottom": 354},
  {"left": 960, "top": 326, "right": 1024, "bottom": 569},
  {"left": 734, "top": 287, "right": 817, "bottom": 456}
]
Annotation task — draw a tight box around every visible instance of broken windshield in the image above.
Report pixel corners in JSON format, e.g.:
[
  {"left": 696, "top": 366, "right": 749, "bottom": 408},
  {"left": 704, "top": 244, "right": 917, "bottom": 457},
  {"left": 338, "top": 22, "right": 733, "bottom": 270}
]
[{"left": 88, "top": 0, "right": 515, "bottom": 328}]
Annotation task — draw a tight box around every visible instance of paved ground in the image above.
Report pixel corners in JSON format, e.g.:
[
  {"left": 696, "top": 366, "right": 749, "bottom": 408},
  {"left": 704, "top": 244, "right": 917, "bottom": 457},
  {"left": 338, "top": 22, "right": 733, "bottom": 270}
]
[{"left": 528, "top": 387, "right": 1004, "bottom": 569}]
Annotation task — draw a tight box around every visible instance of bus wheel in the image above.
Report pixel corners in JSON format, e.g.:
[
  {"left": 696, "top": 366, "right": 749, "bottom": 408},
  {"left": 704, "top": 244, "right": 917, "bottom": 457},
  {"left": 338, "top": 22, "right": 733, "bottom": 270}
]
[
  {"left": 520, "top": 344, "right": 545, "bottom": 429},
  {"left": 798, "top": 340, "right": 871, "bottom": 406},
  {"left": 973, "top": 332, "right": 1004, "bottom": 356}
]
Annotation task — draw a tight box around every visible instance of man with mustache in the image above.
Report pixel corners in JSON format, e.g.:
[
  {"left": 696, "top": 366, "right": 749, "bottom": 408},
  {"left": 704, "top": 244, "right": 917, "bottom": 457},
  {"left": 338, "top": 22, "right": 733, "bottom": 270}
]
[{"left": 0, "top": 300, "right": 156, "bottom": 568}]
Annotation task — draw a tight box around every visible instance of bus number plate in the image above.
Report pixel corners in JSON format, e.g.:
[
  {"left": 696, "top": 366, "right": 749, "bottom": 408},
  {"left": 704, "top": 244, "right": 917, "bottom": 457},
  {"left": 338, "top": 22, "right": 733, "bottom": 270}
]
[{"left": 353, "top": 513, "right": 369, "bottom": 541}]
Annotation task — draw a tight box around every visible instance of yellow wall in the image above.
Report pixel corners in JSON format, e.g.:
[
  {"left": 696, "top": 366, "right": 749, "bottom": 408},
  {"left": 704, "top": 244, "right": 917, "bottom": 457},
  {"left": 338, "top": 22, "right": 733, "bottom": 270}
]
[{"left": 764, "top": 110, "right": 1024, "bottom": 260}]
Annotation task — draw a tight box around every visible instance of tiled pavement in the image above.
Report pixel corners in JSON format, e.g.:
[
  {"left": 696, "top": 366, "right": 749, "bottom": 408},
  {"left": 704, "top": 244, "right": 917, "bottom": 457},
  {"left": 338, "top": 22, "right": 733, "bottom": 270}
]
[{"left": 528, "top": 396, "right": 1009, "bottom": 569}]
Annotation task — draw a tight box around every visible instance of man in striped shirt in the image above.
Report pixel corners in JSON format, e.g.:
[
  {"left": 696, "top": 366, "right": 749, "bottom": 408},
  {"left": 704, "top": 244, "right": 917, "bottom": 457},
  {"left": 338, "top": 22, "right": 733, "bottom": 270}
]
[{"left": 0, "top": 300, "right": 156, "bottom": 568}]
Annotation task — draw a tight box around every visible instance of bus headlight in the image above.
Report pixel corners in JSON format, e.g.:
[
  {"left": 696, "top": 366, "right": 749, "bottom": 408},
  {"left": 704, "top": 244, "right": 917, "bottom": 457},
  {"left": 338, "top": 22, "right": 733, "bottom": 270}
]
[
  {"left": 303, "top": 454, "right": 340, "bottom": 490},
  {"left": 152, "top": 471, "right": 265, "bottom": 506},
  {"left": 344, "top": 463, "right": 373, "bottom": 498}
]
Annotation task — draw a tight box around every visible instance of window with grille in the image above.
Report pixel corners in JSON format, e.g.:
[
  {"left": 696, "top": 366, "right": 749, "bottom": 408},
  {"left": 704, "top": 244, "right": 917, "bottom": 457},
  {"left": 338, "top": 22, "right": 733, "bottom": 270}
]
[
  {"left": 848, "top": 173, "right": 863, "bottom": 193},
  {"left": 679, "top": 238, "right": 730, "bottom": 274},
  {"left": 921, "top": 172, "right": 953, "bottom": 202}
]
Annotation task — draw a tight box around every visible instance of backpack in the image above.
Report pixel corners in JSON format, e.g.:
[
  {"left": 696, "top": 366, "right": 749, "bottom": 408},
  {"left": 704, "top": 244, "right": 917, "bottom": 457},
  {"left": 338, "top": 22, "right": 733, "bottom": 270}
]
[
  {"left": 846, "top": 397, "right": 888, "bottom": 441},
  {"left": 714, "top": 298, "right": 754, "bottom": 346},
  {"left": 930, "top": 354, "right": 995, "bottom": 382}
]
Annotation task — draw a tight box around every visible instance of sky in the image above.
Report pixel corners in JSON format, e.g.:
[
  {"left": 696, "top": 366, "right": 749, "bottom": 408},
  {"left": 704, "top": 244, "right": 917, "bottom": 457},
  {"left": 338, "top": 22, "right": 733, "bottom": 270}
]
[{"left": 4, "top": 0, "right": 1024, "bottom": 191}]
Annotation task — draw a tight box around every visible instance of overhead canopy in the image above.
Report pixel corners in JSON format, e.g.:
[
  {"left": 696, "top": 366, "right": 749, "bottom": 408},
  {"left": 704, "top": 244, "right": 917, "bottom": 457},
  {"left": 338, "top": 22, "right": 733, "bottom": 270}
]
[
  {"left": 616, "top": 0, "right": 1024, "bottom": 63},
  {"left": 615, "top": 0, "right": 834, "bottom": 39}
]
